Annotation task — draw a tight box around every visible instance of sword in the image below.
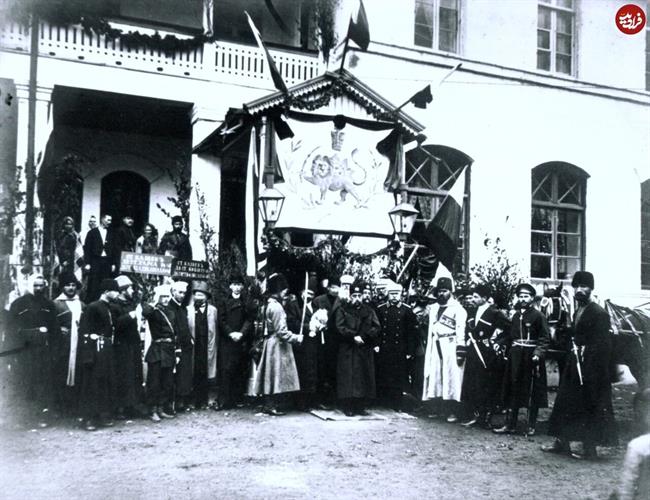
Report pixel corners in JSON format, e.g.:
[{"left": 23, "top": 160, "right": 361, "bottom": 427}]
[
  {"left": 468, "top": 333, "right": 487, "bottom": 369},
  {"left": 572, "top": 340, "right": 584, "bottom": 385}
]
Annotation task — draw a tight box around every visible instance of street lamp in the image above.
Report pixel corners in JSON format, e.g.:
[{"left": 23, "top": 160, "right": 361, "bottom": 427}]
[
  {"left": 258, "top": 186, "right": 285, "bottom": 228},
  {"left": 388, "top": 201, "right": 419, "bottom": 241}
]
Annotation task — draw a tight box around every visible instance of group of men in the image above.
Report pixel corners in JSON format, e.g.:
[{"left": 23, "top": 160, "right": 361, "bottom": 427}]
[{"left": 5, "top": 264, "right": 620, "bottom": 459}]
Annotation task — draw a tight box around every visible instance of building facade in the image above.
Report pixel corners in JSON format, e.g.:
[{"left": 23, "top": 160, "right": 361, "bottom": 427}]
[{"left": 0, "top": 0, "right": 648, "bottom": 304}]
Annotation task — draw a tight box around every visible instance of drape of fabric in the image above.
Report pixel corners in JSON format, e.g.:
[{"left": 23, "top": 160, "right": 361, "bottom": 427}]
[
  {"left": 55, "top": 293, "right": 83, "bottom": 386},
  {"left": 186, "top": 304, "right": 218, "bottom": 380}
]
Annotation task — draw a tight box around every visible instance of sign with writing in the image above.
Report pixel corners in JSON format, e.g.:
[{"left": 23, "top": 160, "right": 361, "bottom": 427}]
[
  {"left": 119, "top": 252, "right": 173, "bottom": 276},
  {"left": 171, "top": 260, "right": 210, "bottom": 280}
]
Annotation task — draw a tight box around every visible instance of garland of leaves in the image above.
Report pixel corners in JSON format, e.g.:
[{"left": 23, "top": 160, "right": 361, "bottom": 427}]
[{"left": 10, "top": 0, "right": 212, "bottom": 57}]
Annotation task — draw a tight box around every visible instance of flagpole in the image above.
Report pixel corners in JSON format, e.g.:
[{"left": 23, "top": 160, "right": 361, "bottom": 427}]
[
  {"left": 299, "top": 271, "right": 308, "bottom": 337},
  {"left": 397, "top": 244, "right": 420, "bottom": 283},
  {"left": 338, "top": 34, "right": 350, "bottom": 73}
]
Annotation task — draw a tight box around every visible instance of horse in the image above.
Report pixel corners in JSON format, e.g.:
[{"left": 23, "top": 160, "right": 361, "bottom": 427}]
[{"left": 538, "top": 283, "right": 649, "bottom": 391}]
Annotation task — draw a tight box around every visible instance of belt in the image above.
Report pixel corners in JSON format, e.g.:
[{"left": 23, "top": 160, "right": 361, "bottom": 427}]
[
  {"left": 154, "top": 338, "right": 174, "bottom": 343},
  {"left": 436, "top": 331, "right": 456, "bottom": 339},
  {"left": 513, "top": 340, "right": 538, "bottom": 347}
]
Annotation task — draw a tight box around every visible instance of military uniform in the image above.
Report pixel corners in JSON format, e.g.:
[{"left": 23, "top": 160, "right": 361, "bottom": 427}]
[
  {"left": 286, "top": 295, "right": 319, "bottom": 407},
  {"left": 167, "top": 298, "right": 194, "bottom": 406},
  {"left": 144, "top": 303, "right": 176, "bottom": 413},
  {"left": 157, "top": 230, "right": 192, "bottom": 261}
]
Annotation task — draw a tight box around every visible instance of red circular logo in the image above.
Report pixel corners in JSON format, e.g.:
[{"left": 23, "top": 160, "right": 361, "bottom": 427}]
[{"left": 615, "top": 4, "right": 646, "bottom": 35}]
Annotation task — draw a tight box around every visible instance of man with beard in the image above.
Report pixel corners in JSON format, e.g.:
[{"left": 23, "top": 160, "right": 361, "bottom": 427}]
[
  {"left": 460, "top": 284, "right": 510, "bottom": 429},
  {"left": 286, "top": 277, "right": 319, "bottom": 411},
  {"left": 112, "top": 275, "right": 145, "bottom": 419},
  {"left": 493, "top": 283, "right": 550, "bottom": 436},
  {"left": 78, "top": 279, "right": 120, "bottom": 431},
  {"left": 543, "top": 271, "right": 618, "bottom": 459},
  {"left": 422, "top": 277, "right": 467, "bottom": 423},
  {"left": 114, "top": 215, "right": 137, "bottom": 254},
  {"left": 84, "top": 214, "right": 117, "bottom": 302},
  {"left": 8, "top": 275, "right": 57, "bottom": 427},
  {"left": 167, "top": 280, "right": 194, "bottom": 411},
  {"left": 187, "top": 281, "right": 218, "bottom": 410},
  {"left": 52, "top": 273, "right": 85, "bottom": 416},
  {"left": 216, "top": 273, "right": 251, "bottom": 411},
  {"left": 375, "top": 282, "right": 418, "bottom": 411},
  {"left": 334, "top": 281, "right": 380, "bottom": 416},
  {"left": 157, "top": 216, "right": 193, "bottom": 261},
  {"left": 55, "top": 216, "right": 84, "bottom": 280},
  {"left": 311, "top": 276, "right": 341, "bottom": 408}
]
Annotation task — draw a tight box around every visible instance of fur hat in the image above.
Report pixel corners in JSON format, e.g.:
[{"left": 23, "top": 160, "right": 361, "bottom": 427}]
[
  {"left": 436, "top": 277, "right": 453, "bottom": 292},
  {"left": 99, "top": 279, "right": 119, "bottom": 293},
  {"left": 171, "top": 215, "right": 183, "bottom": 225},
  {"left": 229, "top": 272, "right": 244, "bottom": 285},
  {"left": 114, "top": 275, "right": 133, "bottom": 291},
  {"left": 350, "top": 280, "right": 367, "bottom": 294},
  {"left": 267, "top": 272, "right": 289, "bottom": 295},
  {"left": 340, "top": 274, "right": 355, "bottom": 286},
  {"left": 328, "top": 276, "right": 341, "bottom": 287},
  {"left": 192, "top": 281, "right": 211, "bottom": 297},
  {"left": 472, "top": 284, "right": 491, "bottom": 299},
  {"left": 515, "top": 283, "right": 536, "bottom": 297},
  {"left": 571, "top": 271, "right": 594, "bottom": 289},
  {"left": 58, "top": 272, "right": 80, "bottom": 288}
]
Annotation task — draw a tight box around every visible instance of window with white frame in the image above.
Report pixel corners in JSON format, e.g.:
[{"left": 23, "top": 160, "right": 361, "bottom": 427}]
[
  {"left": 531, "top": 163, "right": 588, "bottom": 280},
  {"left": 414, "top": 0, "right": 459, "bottom": 53},
  {"left": 405, "top": 145, "right": 470, "bottom": 273},
  {"left": 537, "top": 0, "right": 575, "bottom": 75}
]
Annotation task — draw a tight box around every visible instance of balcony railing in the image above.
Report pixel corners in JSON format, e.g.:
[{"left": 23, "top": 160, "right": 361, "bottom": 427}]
[{"left": 0, "top": 20, "right": 320, "bottom": 86}]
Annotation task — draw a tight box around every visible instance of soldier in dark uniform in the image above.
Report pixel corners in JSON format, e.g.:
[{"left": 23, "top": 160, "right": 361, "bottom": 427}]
[
  {"left": 375, "top": 282, "right": 418, "bottom": 411},
  {"left": 543, "top": 271, "right": 618, "bottom": 459},
  {"left": 493, "top": 283, "right": 550, "bottom": 435},
  {"left": 311, "top": 276, "right": 341, "bottom": 408},
  {"left": 111, "top": 275, "right": 144, "bottom": 419},
  {"left": 167, "top": 280, "right": 194, "bottom": 411},
  {"left": 157, "top": 215, "right": 193, "bottom": 261},
  {"left": 52, "top": 273, "right": 85, "bottom": 416},
  {"left": 216, "top": 273, "right": 252, "bottom": 410},
  {"left": 460, "top": 284, "right": 510, "bottom": 429},
  {"left": 113, "top": 215, "right": 137, "bottom": 254},
  {"left": 334, "top": 281, "right": 380, "bottom": 416},
  {"left": 143, "top": 285, "right": 176, "bottom": 421},
  {"left": 77, "top": 279, "right": 120, "bottom": 431},
  {"left": 8, "top": 275, "right": 57, "bottom": 426},
  {"left": 286, "top": 276, "right": 319, "bottom": 411}
]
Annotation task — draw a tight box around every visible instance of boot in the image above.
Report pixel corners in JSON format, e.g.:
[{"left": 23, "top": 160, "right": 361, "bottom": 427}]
[
  {"left": 493, "top": 408, "right": 518, "bottom": 434},
  {"left": 482, "top": 410, "right": 494, "bottom": 430},
  {"left": 150, "top": 407, "right": 161, "bottom": 423},
  {"left": 526, "top": 407, "right": 538, "bottom": 436}
]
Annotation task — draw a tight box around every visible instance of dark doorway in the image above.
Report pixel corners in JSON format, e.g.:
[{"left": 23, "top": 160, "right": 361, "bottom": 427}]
[{"left": 100, "top": 171, "right": 150, "bottom": 234}]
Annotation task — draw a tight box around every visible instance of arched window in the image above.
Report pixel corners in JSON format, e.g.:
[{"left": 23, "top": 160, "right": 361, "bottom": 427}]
[
  {"left": 531, "top": 162, "right": 588, "bottom": 280},
  {"left": 100, "top": 171, "right": 150, "bottom": 235},
  {"left": 405, "top": 144, "right": 471, "bottom": 272},
  {"left": 642, "top": 179, "right": 650, "bottom": 289}
]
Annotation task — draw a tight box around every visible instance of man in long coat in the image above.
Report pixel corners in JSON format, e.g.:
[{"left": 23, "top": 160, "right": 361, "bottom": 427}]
[
  {"left": 216, "top": 273, "right": 251, "bottom": 410},
  {"left": 543, "top": 271, "right": 617, "bottom": 459},
  {"left": 77, "top": 279, "right": 120, "bottom": 430},
  {"left": 157, "top": 215, "right": 192, "bottom": 261},
  {"left": 493, "top": 283, "right": 550, "bottom": 435},
  {"left": 186, "top": 281, "right": 218, "bottom": 409},
  {"left": 286, "top": 278, "right": 319, "bottom": 411},
  {"left": 422, "top": 277, "right": 467, "bottom": 422},
  {"left": 52, "top": 273, "right": 85, "bottom": 415},
  {"left": 111, "top": 275, "right": 144, "bottom": 419},
  {"left": 460, "top": 284, "right": 510, "bottom": 428},
  {"left": 8, "top": 275, "right": 57, "bottom": 426},
  {"left": 83, "top": 214, "right": 117, "bottom": 302},
  {"left": 167, "top": 280, "right": 194, "bottom": 411},
  {"left": 375, "top": 282, "right": 418, "bottom": 411},
  {"left": 334, "top": 281, "right": 380, "bottom": 416},
  {"left": 252, "top": 272, "right": 303, "bottom": 415}
]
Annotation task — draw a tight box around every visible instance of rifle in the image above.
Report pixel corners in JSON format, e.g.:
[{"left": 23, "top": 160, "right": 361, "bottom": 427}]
[
  {"left": 572, "top": 340, "right": 584, "bottom": 385},
  {"left": 299, "top": 272, "right": 308, "bottom": 337}
]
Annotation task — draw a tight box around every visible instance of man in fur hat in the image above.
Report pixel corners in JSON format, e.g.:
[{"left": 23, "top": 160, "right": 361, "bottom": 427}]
[
  {"left": 167, "top": 280, "right": 194, "bottom": 411},
  {"left": 543, "top": 271, "right": 617, "bottom": 459},
  {"left": 52, "top": 273, "right": 85, "bottom": 415},
  {"left": 493, "top": 283, "right": 550, "bottom": 436},
  {"left": 77, "top": 278, "right": 120, "bottom": 430},
  {"left": 334, "top": 280, "right": 380, "bottom": 416},
  {"left": 216, "top": 272, "right": 251, "bottom": 410},
  {"left": 460, "top": 284, "right": 510, "bottom": 428},
  {"left": 251, "top": 272, "right": 303, "bottom": 415},
  {"left": 157, "top": 216, "right": 192, "bottom": 261},
  {"left": 375, "top": 281, "right": 418, "bottom": 411},
  {"left": 422, "top": 277, "right": 467, "bottom": 423},
  {"left": 187, "top": 280, "right": 218, "bottom": 409}
]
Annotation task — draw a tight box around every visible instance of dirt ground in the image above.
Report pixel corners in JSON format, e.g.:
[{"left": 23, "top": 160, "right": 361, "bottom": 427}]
[{"left": 0, "top": 381, "right": 640, "bottom": 500}]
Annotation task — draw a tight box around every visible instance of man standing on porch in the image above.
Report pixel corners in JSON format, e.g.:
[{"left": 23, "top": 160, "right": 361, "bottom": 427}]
[
  {"left": 157, "top": 216, "right": 192, "bottom": 261},
  {"left": 83, "top": 214, "right": 117, "bottom": 302}
]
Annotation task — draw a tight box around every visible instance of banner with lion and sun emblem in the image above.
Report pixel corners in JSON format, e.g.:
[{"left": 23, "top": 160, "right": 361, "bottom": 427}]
[{"left": 274, "top": 118, "right": 395, "bottom": 237}]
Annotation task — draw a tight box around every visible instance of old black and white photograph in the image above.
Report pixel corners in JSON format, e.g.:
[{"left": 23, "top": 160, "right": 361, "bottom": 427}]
[{"left": 0, "top": 0, "right": 649, "bottom": 498}]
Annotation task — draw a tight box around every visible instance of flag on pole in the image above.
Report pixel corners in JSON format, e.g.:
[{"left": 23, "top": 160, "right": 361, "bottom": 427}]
[
  {"left": 422, "top": 166, "right": 467, "bottom": 269},
  {"left": 245, "top": 127, "right": 258, "bottom": 276},
  {"left": 245, "top": 11, "right": 288, "bottom": 93},
  {"left": 348, "top": 0, "right": 370, "bottom": 51},
  {"left": 408, "top": 84, "right": 433, "bottom": 109}
]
